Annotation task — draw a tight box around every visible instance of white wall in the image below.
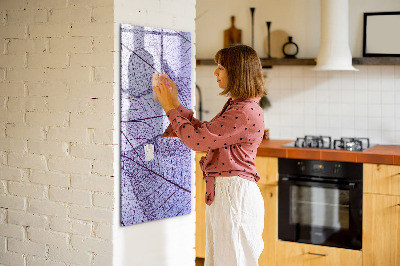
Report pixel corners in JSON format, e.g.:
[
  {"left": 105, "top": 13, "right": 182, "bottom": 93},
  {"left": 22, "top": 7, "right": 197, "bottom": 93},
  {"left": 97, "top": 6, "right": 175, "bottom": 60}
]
[
  {"left": 113, "top": 1, "right": 197, "bottom": 266},
  {"left": 196, "top": 0, "right": 400, "bottom": 145},
  {"left": 196, "top": 0, "right": 400, "bottom": 58}
]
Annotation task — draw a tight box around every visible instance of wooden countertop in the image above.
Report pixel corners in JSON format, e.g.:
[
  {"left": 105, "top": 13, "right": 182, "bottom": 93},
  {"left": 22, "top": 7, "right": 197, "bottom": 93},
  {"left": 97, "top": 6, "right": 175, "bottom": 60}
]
[{"left": 256, "top": 139, "right": 400, "bottom": 165}]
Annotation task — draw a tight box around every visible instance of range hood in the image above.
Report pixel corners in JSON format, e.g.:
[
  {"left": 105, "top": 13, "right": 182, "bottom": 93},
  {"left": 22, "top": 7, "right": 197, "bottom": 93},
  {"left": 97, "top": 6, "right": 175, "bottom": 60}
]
[{"left": 314, "top": 0, "right": 358, "bottom": 71}]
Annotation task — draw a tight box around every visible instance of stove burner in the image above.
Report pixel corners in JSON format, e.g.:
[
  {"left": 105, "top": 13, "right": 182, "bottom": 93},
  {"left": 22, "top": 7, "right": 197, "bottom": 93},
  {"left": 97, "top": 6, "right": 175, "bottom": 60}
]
[
  {"left": 333, "top": 137, "right": 370, "bottom": 151},
  {"left": 295, "top": 135, "right": 332, "bottom": 149},
  {"left": 286, "top": 136, "right": 372, "bottom": 151}
]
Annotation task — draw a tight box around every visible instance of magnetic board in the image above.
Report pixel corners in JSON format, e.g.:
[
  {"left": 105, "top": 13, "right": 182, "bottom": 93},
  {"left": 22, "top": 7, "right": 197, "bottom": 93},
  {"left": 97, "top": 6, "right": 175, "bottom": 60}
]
[{"left": 120, "top": 24, "right": 192, "bottom": 226}]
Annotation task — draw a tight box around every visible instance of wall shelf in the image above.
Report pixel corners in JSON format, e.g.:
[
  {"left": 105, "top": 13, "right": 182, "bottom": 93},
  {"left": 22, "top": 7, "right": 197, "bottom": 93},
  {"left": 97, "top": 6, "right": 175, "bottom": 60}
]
[
  {"left": 352, "top": 57, "right": 400, "bottom": 65},
  {"left": 196, "top": 57, "right": 400, "bottom": 67}
]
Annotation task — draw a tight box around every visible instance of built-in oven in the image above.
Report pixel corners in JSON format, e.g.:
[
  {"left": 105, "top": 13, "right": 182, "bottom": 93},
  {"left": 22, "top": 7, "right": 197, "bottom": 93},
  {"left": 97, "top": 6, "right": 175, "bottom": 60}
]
[{"left": 278, "top": 158, "right": 363, "bottom": 250}]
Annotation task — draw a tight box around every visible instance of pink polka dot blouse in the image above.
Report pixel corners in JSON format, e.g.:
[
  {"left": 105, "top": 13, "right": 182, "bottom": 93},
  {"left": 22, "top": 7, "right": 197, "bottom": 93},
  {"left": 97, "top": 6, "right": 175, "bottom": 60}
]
[{"left": 163, "top": 97, "right": 265, "bottom": 205}]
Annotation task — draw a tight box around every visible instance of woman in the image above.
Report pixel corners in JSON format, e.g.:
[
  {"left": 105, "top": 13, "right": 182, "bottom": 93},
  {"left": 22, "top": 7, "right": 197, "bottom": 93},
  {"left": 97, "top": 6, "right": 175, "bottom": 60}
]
[{"left": 154, "top": 44, "right": 266, "bottom": 266}]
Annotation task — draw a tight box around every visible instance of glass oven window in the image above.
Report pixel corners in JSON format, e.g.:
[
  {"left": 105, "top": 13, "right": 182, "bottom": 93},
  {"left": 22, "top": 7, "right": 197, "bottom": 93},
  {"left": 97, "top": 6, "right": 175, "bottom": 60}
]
[{"left": 290, "top": 186, "right": 350, "bottom": 230}]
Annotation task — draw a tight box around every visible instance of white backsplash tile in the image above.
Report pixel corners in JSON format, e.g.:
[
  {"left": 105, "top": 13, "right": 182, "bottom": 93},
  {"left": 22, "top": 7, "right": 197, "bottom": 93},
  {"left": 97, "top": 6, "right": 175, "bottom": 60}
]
[
  {"left": 341, "top": 90, "right": 355, "bottom": 104},
  {"left": 395, "top": 118, "right": 400, "bottom": 131},
  {"left": 355, "top": 117, "right": 368, "bottom": 130},
  {"left": 342, "top": 116, "right": 355, "bottom": 129},
  {"left": 367, "top": 104, "right": 382, "bottom": 118},
  {"left": 382, "top": 90, "right": 395, "bottom": 104},
  {"left": 367, "top": 78, "right": 382, "bottom": 91},
  {"left": 196, "top": 65, "right": 400, "bottom": 144},
  {"left": 382, "top": 131, "right": 396, "bottom": 144},
  {"left": 382, "top": 79, "right": 395, "bottom": 91},
  {"left": 368, "top": 129, "right": 382, "bottom": 144},
  {"left": 341, "top": 104, "right": 355, "bottom": 116},
  {"left": 355, "top": 104, "right": 368, "bottom": 117},
  {"left": 368, "top": 117, "right": 382, "bottom": 131},
  {"left": 316, "top": 115, "right": 330, "bottom": 128},
  {"left": 367, "top": 91, "right": 382, "bottom": 105},
  {"left": 382, "top": 105, "right": 395, "bottom": 118},
  {"left": 382, "top": 117, "right": 396, "bottom": 131},
  {"left": 381, "top": 65, "right": 395, "bottom": 77}
]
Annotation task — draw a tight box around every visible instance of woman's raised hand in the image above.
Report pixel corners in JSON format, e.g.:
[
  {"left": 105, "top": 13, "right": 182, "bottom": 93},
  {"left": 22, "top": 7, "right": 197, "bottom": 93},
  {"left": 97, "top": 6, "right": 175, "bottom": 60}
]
[
  {"left": 153, "top": 76, "right": 175, "bottom": 114},
  {"left": 161, "top": 75, "right": 180, "bottom": 109}
]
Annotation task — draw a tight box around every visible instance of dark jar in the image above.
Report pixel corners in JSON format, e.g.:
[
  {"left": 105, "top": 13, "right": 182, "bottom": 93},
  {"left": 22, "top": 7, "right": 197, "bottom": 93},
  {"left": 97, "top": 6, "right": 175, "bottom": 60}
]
[{"left": 282, "top": 36, "right": 299, "bottom": 58}]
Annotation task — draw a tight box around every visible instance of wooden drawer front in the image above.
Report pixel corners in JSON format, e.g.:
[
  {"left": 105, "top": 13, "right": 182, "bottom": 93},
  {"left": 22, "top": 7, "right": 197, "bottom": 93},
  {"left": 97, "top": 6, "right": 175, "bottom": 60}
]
[
  {"left": 363, "top": 193, "right": 400, "bottom": 266},
  {"left": 255, "top": 156, "right": 278, "bottom": 186},
  {"left": 277, "top": 241, "right": 362, "bottom": 266},
  {"left": 364, "top": 164, "right": 400, "bottom": 196}
]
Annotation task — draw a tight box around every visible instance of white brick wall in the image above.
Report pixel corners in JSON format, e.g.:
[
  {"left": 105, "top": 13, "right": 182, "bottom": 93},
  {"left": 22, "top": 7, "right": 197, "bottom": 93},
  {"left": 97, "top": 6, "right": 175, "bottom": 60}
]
[{"left": 0, "top": 0, "right": 114, "bottom": 265}]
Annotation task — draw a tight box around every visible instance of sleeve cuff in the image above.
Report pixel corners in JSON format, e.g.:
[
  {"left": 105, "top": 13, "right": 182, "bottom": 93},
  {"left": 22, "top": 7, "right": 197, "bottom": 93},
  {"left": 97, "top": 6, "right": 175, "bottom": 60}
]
[
  {"left": 166, "top": 108, "right": 181, "bottom": 123},
  {"left": 177, "top": 103, "right": 194, "bottom": 118}
]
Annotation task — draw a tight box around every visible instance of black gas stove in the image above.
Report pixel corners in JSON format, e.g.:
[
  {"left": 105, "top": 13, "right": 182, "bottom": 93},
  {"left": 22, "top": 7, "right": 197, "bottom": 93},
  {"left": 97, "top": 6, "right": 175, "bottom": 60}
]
[{"left": 283, "top": 135, "right": 373, "bottom": 151}]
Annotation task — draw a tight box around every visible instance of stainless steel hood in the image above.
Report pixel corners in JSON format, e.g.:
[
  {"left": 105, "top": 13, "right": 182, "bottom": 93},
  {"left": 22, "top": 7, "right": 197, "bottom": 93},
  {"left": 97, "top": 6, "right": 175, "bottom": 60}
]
[{"left": 314, "top": 0, "right": 358, "bottom": 71}]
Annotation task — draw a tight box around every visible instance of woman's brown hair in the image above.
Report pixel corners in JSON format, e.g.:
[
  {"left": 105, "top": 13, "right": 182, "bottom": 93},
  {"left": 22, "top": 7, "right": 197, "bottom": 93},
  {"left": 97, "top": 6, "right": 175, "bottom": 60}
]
[{"left": 214, "top": 44, "right": 266, "bottom": 99}]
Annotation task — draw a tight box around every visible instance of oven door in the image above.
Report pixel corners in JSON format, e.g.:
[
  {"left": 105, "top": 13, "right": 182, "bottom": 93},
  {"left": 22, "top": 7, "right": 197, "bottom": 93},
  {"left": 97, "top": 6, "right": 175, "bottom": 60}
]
[{"left": 278, "top": 176, "right": 362, "bottom": 250}]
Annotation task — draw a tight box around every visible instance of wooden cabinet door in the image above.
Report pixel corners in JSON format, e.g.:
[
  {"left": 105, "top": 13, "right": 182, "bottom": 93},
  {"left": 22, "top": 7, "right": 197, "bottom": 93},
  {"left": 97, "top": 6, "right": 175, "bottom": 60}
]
[
  {"left": 364, "top": 164, "right": 400, "bottom": 196},
  {"left": 276, "top": 241, "right": 362, "bottom": 266},
  {"left": 363, "top": 193, "right": 400, "bottom": 266},
  {"left": 255, "top": 156, "right": 278, "bottom": 186},
  {"left": 259, "top": 185, "right": 278, "bottom": 266},
  {"left": 195, "top": 152, "right": 207, "bottom": 258}
]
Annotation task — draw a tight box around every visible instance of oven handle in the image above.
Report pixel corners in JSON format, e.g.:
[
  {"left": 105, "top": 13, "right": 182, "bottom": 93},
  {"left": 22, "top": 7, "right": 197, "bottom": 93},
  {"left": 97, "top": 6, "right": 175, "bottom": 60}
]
[{"left": 280, "top": 177, "right": 357, "bottom": 189}]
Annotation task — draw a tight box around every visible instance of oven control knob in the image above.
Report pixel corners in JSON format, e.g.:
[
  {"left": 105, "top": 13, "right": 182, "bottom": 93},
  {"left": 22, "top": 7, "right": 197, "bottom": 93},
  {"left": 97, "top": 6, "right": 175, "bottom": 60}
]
[
  {"left": 334, "top": 164, "right": 341, "bottom": 174},
  {"left": 297, "top": 161, "right": 305, "bottom": 171},
  {"left": 334, "top": 168, "right": 339, "bottom": 174}
]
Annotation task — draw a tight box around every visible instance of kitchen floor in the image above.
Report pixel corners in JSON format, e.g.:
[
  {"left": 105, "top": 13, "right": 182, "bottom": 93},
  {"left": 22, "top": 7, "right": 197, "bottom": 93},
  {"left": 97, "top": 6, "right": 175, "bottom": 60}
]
[{"left": 195, "top": 257, "right": 204, "bottom": 266}]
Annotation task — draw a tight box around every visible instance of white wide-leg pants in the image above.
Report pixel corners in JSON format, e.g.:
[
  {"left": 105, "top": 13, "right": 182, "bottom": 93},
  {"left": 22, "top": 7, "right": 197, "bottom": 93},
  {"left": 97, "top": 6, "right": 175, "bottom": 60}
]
[{"left": 205, "top": 176, "right": 264, "bottom": 266}]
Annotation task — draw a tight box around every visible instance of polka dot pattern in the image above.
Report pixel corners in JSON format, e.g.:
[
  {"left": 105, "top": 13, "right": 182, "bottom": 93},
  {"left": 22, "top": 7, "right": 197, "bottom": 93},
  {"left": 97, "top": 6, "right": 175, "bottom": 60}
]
[{"left": 163, "top": 97, "right": 264, "bottom": 205}]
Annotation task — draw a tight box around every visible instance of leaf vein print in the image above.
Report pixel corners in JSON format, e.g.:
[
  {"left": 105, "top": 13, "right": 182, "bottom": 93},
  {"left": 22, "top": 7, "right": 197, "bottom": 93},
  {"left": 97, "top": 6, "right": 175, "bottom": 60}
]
[{"left": 120, "top": 24, "right": 192, "bottom": 226}]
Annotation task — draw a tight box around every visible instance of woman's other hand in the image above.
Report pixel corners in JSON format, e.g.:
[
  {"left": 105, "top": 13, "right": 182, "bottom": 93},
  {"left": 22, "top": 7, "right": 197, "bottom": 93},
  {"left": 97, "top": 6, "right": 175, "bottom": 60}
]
[{"left": 153, "top": 78, "right": 175, "bottom": 114}]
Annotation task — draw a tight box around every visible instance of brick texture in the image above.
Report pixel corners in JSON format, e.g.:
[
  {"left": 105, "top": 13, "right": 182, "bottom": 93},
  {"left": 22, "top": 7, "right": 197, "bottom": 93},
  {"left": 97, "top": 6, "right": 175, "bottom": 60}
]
[
  {"left": 50, "top": 217, "right": 92, "bottom": 236},
  {"left": 28, "top": 199, "right": 69, "bottom": 217},
  {"left": 27, "top": 227, "right": 69, "bottom": 248},
  {"left": 8, "top": 210, "right": 50, "bottom": 229},
  {"left": 29, "top": 170, "right": 70, "bottom": 187},
  {"left": 49, "top": 37, "right": 92, "bottom": 53},
  {"left": 7, "top": 238, "right": 47, "bottom": 256},
  {"left": 0, "top": 82, "right": 25, "bottom": 97},
  {"left": 7, "top": 39, "right": 47, "bottom": 54},
  {"left": 0, "top": 0, "right": 114, "bottom": 264}
]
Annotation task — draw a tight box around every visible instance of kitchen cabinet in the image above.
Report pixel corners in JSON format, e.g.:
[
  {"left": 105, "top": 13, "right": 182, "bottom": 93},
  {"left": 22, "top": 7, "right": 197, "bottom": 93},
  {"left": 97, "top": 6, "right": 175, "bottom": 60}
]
[
  {"left": 363, "top": 193, "right": 400, "bottom": 266},
  {"left": 363, "top": 164, "right": 400, "bottom": 266},
  {"left": 259, "top": 184, "right": 278, "bottom": 266},
  {"left": 255, "top": 156, "right": 278, "bottom": 266},
  {"left": 363, "top": 163, "right": 400, "bottom": 196},
  {"left": 276, "top": 241, "right": 362, "bottom": 266},
  {"left": 195, "top": 154, "right": 279, "bottom": 265},
  {"left": 254, "top": 156, "right": 278, "bottom": 186},
  {"left": 196, "top": 156, "right": 400, "bottom": 265},
  {"left": 195, "top": 152, "right": 207, "bottom": 258}
]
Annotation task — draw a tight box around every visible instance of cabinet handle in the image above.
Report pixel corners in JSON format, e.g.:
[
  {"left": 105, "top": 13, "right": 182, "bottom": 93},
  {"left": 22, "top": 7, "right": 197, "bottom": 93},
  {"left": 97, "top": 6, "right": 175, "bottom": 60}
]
[{"left": 307, "top": 252, "right": 328, "bottom": 256}]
